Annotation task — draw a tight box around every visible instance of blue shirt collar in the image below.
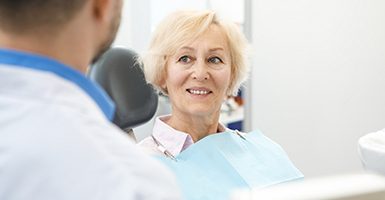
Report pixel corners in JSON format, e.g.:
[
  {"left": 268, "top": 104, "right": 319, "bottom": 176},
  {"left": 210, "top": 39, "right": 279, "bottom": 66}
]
[{"left": 0, "top": 48, "right": 115, "bottom": 121}]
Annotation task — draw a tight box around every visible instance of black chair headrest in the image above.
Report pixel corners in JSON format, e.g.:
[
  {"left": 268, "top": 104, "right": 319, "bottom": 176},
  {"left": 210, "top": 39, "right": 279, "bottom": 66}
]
[{"left": 88, "top": 47, "right": 158, "bottom": 132}]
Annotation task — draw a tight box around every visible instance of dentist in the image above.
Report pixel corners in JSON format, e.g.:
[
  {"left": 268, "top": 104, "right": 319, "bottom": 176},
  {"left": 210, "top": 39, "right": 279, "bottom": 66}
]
[{"left": 0, "top": 0, "right": 180, "bottom": 200}]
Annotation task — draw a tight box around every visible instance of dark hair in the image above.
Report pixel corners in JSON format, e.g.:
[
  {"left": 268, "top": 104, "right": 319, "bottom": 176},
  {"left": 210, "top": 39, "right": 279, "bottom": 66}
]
[{"left": 0, "top": 0, "right": 87, "bottom": 33}]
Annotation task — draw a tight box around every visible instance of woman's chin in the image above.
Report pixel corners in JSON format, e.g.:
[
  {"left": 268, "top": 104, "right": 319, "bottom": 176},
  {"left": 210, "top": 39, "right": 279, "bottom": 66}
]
[{"left": 183, "top": 106, "right": 218, "bottom": 117}]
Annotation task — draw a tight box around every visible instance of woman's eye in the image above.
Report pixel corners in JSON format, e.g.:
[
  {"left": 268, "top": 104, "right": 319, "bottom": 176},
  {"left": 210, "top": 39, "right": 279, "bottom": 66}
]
[
  {"left": 178, "top": 55, "right": 191, "bottom": 63},
  {"left": 208, "top": 57, "right": 223, "bottom": 64}
]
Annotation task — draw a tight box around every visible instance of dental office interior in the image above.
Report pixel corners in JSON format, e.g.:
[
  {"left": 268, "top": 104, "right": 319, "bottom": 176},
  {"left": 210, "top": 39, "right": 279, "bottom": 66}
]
[{"left": 114, "top": 0, "right": 385, "bottom": 197}]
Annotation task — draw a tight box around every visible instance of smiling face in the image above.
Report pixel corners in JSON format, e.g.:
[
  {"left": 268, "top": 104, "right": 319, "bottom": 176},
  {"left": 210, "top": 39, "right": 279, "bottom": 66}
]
[{"left": 163, "top": 24, "right": 231, "bottom": 119}]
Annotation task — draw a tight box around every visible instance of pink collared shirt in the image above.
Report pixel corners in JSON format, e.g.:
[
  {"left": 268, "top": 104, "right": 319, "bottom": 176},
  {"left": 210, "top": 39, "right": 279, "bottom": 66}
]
[{"left": 138, "top": 115, "right": 228, "bottom": 157}]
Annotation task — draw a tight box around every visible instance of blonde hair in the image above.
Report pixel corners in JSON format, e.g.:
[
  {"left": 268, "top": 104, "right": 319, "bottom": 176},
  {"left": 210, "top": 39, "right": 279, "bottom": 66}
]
[{"left": 142, "top": 10, "right": 249, "bottom": 96}]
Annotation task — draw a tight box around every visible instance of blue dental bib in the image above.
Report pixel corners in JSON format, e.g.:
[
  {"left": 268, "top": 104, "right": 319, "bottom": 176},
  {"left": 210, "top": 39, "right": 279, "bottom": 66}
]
[{"left": 155, "top": 130, "right": 303, "bottom": 200}]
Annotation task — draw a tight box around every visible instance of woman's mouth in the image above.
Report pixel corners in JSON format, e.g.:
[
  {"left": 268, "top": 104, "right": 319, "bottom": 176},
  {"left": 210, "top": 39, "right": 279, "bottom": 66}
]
[{"left": 186, "top": 88, "right": 212, "bottom": 95}]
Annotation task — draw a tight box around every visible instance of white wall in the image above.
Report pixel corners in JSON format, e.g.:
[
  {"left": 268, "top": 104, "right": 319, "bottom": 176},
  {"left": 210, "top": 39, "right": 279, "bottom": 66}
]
[
  {"left": 113, "top": 0, "right": 151, "bottom": 53},
  {"left": 251, "top": 0, "right": 385, "bottom": 177}
]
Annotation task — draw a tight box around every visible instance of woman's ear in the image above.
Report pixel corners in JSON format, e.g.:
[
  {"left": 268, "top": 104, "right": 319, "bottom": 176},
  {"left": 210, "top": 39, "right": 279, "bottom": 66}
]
[
  {"left": 159, "top": 61, "right": 169, "bottom": 94},
  {"left": 159, "top": 66, "right": 168, "bottom": 91},
  {"left": 158, "top": 74, "right": 166, "bottom": 88},
  {"left": 226, "top": 87, "right": 234, "bottom": 97},
  {"left": 157, "top": 76, "right": 168, "bottom": 95}
]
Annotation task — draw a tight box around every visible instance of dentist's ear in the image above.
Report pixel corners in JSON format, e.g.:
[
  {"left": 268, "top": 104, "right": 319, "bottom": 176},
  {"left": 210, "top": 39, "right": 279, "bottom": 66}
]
[
  {"left": 92, "top": 0, "right": 106, "bottom": 20},
  {"left": 92, "top": 0, "right": 115, "bottom": 23}
]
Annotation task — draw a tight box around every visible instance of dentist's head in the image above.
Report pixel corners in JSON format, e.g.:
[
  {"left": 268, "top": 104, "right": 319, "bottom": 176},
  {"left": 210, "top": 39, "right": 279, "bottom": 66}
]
[{"left": 0, "top": 0, "right": 123, "bottom": 73}]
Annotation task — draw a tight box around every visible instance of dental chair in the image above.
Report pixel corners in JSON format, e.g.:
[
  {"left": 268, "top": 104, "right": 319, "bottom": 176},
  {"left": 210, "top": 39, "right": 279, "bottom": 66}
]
[{"left": 88, "top": 47, "right": 158, "bottom": 141}]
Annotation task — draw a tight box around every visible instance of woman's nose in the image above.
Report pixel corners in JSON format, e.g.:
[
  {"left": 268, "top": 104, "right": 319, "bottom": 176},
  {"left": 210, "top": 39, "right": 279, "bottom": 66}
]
[{"left": 191, "top": 60, "right": 209, "bottom": 81}]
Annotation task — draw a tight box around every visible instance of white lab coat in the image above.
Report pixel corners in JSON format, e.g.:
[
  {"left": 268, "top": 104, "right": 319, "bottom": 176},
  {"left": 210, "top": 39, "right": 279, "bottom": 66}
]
[{"left": 0, "top": 52, "right": 181, "bottom": 200}]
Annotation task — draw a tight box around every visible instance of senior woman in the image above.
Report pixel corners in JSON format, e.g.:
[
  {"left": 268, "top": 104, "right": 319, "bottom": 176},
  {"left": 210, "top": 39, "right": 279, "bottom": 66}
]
[{"left": 139, "top": 10, "right": 303, "bottom": 200}]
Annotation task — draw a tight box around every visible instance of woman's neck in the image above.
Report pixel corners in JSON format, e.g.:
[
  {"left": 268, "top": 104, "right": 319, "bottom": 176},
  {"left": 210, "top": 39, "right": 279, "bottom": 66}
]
[{"left": 166, "top": 111, "right": 221, "bottom": 142}]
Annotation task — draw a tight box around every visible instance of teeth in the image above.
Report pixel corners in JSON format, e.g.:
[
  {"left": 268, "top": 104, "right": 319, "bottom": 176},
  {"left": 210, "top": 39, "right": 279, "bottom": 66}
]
[{"left": 189, "top": 89, "right": 209, "bottom": 95}]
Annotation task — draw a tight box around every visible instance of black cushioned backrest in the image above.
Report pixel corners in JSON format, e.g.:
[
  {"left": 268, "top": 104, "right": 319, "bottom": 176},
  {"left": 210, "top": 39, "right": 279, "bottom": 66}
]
[{"left": 88, "top": 47, "right": 158, "bottom": 131}]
